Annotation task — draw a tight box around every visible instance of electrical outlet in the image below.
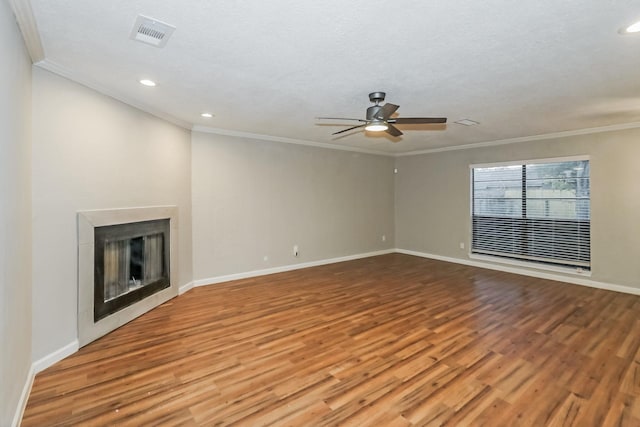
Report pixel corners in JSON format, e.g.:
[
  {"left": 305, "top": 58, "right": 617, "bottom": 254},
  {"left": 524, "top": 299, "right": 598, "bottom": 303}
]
[
  {"left": 263, "top": 255, "right": 269, "bottom": 262},
  {"left": 293, "top": 245, "right": 299, "bottom": 257},
  {"left": 459, "top": 242, "right": 465, "bottom": 249},
  {"left": 382, "top": 235, "right": 386, "bottom": 242}
]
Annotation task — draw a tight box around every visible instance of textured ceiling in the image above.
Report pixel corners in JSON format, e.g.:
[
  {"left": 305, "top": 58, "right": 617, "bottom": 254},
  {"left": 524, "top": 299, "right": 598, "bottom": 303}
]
[{"left": 28, "top": 0, "right": 640, "bottom": 154}]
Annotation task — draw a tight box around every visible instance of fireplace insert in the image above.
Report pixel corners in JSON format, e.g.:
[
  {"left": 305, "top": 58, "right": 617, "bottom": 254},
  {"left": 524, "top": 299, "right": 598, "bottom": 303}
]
[{"left": 94, "top": 219, "right": 170, "bottom": 321}]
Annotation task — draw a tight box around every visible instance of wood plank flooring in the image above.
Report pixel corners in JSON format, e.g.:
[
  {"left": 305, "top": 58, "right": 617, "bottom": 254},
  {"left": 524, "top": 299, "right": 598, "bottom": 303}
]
[{"left": 22, "top": 254, "right": 640, "bottom": 426}]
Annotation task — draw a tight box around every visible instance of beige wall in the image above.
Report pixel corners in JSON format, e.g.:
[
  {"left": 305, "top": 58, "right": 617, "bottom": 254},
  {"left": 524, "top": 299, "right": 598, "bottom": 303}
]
[
  {"left": 191, "top": 131, "right": 395, "bottom": 280},
  {"left": 0, "top": 1, "right": 33, "bottom": 424},
  {"left": 31, "top": 68, "right": 193, "bottom": 361},
  {"left": 395, "top": 127, "right": 640, "bottom": 288}
]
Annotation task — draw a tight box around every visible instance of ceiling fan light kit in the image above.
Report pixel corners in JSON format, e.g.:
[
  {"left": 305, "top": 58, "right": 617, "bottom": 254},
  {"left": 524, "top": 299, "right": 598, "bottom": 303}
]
[
  {"left": 318, "top": 92, "right": 447, "bottom": 141},
  {"left": 365, "top": 120, "right": 388, "bottom": 132}
]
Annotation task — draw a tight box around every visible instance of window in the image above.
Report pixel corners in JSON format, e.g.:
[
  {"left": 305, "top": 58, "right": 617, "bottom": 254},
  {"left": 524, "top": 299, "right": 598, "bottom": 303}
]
[{"left": 471, "top": 158, "right": 590, "bottom": 270}]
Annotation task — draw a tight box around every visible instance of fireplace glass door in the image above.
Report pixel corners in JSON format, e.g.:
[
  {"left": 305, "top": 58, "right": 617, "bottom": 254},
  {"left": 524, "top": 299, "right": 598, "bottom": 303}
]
[{"left": 94, "top": 219, "right": 170, "bottom": 321}]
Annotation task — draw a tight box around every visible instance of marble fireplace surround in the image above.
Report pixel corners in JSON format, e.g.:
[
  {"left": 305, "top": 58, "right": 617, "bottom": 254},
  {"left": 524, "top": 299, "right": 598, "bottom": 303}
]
[{"left": 77, "top": 206, "right": 179, "bottom": 347}]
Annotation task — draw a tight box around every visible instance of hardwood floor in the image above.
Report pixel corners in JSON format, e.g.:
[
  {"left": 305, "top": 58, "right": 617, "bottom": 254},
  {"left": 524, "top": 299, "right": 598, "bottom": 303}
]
[{"left": 23, "top": 254, "right": 640, "bottom": 426}]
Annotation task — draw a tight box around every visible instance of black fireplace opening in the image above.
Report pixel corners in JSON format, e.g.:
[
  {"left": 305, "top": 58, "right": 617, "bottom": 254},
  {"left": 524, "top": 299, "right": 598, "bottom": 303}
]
[{"left": 94, "top": 219, "right": 170, "bottom": 322}]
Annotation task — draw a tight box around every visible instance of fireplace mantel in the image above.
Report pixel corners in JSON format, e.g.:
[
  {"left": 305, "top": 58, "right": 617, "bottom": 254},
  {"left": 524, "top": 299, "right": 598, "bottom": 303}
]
[{"left": 77, "top": 206, "right": 179, "bottom": 346}]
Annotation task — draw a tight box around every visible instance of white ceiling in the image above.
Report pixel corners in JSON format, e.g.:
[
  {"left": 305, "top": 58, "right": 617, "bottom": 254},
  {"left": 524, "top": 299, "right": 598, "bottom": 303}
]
[{"left": 25, "top": 0, "right": 640, "bottom": 154}]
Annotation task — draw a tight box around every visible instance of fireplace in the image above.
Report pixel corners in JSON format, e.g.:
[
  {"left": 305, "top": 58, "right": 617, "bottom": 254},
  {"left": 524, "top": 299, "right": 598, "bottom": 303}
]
[
  {"left": 78, "top": 207, "right": 178, "bottom": 346},
  {"left": 94, "top": 219, "right": 170, "bottom": 322}
]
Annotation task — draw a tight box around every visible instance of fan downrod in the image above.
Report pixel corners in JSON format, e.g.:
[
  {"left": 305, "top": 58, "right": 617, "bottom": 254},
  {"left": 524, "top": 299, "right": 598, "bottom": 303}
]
[{"left": 368, "top": 92, "right": 386, "bottom": 104}]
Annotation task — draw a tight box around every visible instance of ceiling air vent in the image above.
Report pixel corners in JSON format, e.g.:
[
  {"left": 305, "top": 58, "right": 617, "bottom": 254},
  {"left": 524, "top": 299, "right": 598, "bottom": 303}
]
[{"left": 130, "top": 15, "right": 175, "bottom": 48}]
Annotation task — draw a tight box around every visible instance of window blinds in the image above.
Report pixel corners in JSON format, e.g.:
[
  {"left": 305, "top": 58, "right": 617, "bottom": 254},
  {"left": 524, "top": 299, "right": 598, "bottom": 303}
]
[{"left": 471, "top": 160, "right": 590, "bottom": 269}]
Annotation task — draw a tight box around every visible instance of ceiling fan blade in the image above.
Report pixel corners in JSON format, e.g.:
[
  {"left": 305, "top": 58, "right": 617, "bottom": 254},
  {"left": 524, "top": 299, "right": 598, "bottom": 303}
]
[
  {"left": 377, "top": 103, "right": 399, "bottom": 120},
  {"left": 385, "top": 124, "right": 403, "bottom": 137},
  {"left": 332, "top": 124, "right": 366, "bottom": 135},
  {"left": 391, "top": 117, "right": 447, "bottom": 124},
  {"left": 317, "top": 117, "right": 367, "bottom": 122}
]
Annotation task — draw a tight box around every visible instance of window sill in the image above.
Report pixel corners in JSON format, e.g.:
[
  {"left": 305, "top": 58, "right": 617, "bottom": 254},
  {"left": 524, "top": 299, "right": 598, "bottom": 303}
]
[{"left": 469, "top": 253, "right": 592, "bottom": 278}]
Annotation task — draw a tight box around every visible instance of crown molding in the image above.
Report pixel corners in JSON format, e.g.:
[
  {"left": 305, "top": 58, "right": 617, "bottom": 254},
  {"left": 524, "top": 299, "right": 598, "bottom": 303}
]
[
  {"left": 192, "top": 125, "right": 394, "bottom": 157},
  {"left": 9, "top": 0, "right": 44, "bottom": 62},
  {"left": 397, "top": 121, "right": 640, "bottom": 157},
  {"left": 34, "top": 60, "right": 392, "bottom": 157},
  {"left": 35, "top": 59, "right": 192, "bottom": 130},
  {"left": 32, "top": 53, "right": 640, "bottom": 158},
  {"left": 197, "top": 119, "right": 640, "bottom": 158}
]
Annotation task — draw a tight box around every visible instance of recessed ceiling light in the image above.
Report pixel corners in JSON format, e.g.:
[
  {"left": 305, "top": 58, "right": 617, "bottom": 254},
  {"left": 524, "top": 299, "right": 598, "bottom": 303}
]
[
  {"left": 139, "top": 79, "right": 156, "bottom": 87},
  {"left": 454, "top": 119, "right": 480, "bottom": 126},
  {"left": 201, "top": 113, "right": 213, "bottom": 118},
  {"left": 619, "top": 20, "right": 640, "bottom": 34}
]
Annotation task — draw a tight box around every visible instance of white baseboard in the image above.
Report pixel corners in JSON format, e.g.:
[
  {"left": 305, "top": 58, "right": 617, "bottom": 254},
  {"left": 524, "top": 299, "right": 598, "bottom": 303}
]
[
  {"left": 190, "top": 247, "right": 640, "bottom": 296},
  {"left": 397, "top": 248, "right": 640, "bottom": 296},
  {"left": 33, "top": 339, "right": 79, "bottom": 374},
  {"left": 178, "top": 281, "right": 194, "bottom": 295},
  {"left": 11, "top": 364, "right": 35, "bottom": 427},
  {"left": 192, "top": 249, "right": 395, "bottom": 287},
  {"left": 12, "top": 340, "right": 79, "bottom": 426}
]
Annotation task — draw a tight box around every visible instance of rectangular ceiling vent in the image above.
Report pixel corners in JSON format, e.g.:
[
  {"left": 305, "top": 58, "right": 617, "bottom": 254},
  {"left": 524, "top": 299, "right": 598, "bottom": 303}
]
[{"left": 130, "top": 15, "right": 176, "bottom": 48}]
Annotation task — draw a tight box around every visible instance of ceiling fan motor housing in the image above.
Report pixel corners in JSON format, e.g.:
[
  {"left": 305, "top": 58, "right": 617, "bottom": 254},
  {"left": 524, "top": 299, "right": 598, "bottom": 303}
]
[
  {"left": 367, "top": 92, "right": 387, "bottom": 120},
  {"left": 367, "top": 105, "right": 384, "bottom": 121}
]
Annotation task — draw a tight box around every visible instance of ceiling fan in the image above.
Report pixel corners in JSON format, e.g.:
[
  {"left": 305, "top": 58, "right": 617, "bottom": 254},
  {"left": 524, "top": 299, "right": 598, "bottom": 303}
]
[{"left": 318, "top": 92, "right": 447, "bottom": 138}]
